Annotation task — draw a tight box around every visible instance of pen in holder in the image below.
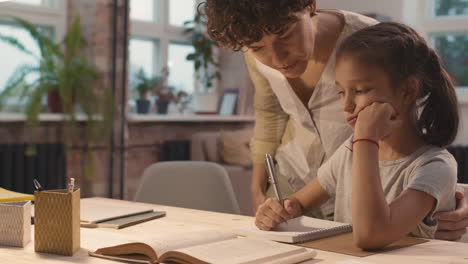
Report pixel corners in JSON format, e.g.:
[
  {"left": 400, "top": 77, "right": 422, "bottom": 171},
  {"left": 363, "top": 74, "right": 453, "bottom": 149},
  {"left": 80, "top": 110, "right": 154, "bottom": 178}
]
[{"left": 34, "top": 188, "right": 80, "bottom": 256}]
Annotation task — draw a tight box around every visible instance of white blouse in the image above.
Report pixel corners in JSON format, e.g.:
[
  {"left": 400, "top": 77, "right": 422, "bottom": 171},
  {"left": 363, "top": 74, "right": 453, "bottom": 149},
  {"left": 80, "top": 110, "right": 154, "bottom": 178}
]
[{"left": 253, "top": 10, "right": 377, "bottom": 191}]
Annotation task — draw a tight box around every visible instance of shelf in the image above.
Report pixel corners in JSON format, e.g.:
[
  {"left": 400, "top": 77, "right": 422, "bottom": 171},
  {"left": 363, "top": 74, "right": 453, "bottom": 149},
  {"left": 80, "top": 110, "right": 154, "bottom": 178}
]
[
  {"left": 127, "top": 114, "right": 256, "bottom": 123},
  {"left": 0, "top": 113, "right": 97, "bottom": 122}
]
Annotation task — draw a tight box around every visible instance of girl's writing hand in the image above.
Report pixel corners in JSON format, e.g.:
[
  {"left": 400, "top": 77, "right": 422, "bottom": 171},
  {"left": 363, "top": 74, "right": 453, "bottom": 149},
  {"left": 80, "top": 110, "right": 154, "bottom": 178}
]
[
  {"left": 255, "top": 197, "right": 302, "bottom": 230},
  {"left": 354, "top": 102, "right": 402, "bottom": 141}
]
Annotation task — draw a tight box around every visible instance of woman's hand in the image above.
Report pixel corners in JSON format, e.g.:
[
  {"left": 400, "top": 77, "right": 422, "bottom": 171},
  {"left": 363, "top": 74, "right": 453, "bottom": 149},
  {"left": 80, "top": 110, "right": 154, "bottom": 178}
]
[
  {"left": 435, "top": 190, "right": 468, "bottom": 241},
  {"left": 354, "top": 102, "right": 402, "bottom": 141},
  {"left": 255, "top": 197, "right": 303, "bottom": 230}
]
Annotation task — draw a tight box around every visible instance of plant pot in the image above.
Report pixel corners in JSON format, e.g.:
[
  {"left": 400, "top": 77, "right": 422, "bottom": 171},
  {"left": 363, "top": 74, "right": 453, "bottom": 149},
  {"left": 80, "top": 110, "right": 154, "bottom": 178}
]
[
  {"left": 47, "top": 91, "right": 63, "bottom": 113},
  {"left": 136, "top": 99, "right": 151, "bottom": 114},
  {"left": 156, "top": 101, "right": 169, "bottom": 115}
]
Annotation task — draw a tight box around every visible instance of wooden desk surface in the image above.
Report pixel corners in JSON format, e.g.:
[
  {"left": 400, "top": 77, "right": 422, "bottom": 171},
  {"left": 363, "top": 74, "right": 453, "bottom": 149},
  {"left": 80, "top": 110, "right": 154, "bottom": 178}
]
[{"left": 2, "top": 197, "right": 468, "bottom": 264}]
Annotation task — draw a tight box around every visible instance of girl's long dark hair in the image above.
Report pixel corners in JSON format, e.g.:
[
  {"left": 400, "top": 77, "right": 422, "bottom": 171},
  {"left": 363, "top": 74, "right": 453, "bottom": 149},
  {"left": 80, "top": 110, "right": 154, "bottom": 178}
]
[{"left": 336, "top": 22, "right": 459, "bottom": 147}]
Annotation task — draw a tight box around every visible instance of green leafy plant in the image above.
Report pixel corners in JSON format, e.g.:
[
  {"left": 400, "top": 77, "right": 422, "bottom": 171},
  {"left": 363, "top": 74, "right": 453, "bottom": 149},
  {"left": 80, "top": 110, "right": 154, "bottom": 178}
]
[
  {"left": 183, "top": 11, "right": 221, "bottom": 89},
  {"left": 133, "top": 68, "right": 162, "bottom": 100},
  {"left": 0, "top": 16, "right": 113, "bottom": 180}
]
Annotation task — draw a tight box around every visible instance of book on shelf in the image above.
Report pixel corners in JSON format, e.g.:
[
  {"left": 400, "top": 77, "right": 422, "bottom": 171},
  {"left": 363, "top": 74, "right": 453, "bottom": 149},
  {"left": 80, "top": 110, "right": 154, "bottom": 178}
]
[
  {"left": 89, "top": 229, "right": 317, "bottom": 264},
  {"left": 235, "top": 216, "right": 352, "bottom": 243}
]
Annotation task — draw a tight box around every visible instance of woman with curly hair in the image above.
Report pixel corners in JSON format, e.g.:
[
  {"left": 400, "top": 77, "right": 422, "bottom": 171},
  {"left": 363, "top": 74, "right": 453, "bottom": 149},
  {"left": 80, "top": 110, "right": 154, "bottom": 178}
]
[{"left": 201, "top": 0, "right": 468, "bottom": 240}]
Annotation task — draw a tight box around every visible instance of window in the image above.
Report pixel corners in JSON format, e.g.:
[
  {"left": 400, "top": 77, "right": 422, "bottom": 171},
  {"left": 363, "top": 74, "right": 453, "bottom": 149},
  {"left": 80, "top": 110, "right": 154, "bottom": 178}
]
[
  {"left": 168, "top": 42, "right": 195, "bottom": 93},
  {"left": 411, "top": 0, "right": 468, "bottom": 94},
  {"left": 129, "top": 38, "right": 159, "bottom": 99},
  {"left": 434, "top": 0, "right": 468, "bottom": 17},
  {"left": 0, "top": 23, "right": 41, "bottom": 92},
  {"left": 0, "top": 0, "right": 66, "bottom": 106},
  {"left": 130, "top": 0, "right": 197, "bottom": 108},
  {"left": 130, "top": 0, "right": 156, "bottom": 22},
  {"left": 169, "top": 0, "right": 196, "bottom": 27},
  {"left": 432, "top": 33, "right": 468, "bottom": 87}
]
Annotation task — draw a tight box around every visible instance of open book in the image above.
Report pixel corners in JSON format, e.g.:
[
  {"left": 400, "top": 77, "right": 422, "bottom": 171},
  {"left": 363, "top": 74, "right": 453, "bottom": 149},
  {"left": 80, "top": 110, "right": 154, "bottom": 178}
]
[
  {"left": 236, "top": 216, "right": 352, "bottom": 243},
  {"left": 89, "top": 229, "right": 317, "bottom": 264}
]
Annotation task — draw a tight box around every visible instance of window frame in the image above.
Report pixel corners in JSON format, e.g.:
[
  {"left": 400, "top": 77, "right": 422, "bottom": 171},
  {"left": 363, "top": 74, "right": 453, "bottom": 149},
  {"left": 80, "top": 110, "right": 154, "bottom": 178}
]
[
  {"left": 412, "top": 0, "right": 468, "bottom": 101},
  {"left": 130, "top": 0, "right": 206, "bottom": 95},
  {"left": 0, "top": 0, "right": 67, "bottom": 111},
  {"left": 0, "top": 0, "right": 66, "bottom": 43}
]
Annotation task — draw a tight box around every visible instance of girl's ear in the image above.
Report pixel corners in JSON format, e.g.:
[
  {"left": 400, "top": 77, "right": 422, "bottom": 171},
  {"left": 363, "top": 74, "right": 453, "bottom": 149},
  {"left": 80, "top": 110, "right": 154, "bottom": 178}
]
[{"left": 402, "top": 76, "right": 420, "bottom": 106}]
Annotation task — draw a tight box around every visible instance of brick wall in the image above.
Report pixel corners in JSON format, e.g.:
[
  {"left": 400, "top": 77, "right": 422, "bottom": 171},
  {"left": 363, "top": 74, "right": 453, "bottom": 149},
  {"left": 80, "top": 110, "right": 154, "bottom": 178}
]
[{"left": 0, "top": 1, "right": 254, "bottom": 200}]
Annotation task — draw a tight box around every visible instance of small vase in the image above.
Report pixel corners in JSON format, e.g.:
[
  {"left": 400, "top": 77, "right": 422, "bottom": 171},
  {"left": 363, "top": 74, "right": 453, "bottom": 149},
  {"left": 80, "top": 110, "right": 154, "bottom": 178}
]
[
  {"left": 156, "top": 101, "right": 169, "bottom": 114},
  {"left": 136, "top": 99, "right": 151, "bottom": 114}
]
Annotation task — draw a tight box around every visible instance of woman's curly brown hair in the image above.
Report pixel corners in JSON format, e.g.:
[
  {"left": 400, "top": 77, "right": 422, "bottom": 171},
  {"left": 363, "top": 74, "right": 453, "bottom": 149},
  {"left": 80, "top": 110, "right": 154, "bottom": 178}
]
[{"left": 201, "top": 0, "right": 315, "bottom": 51}]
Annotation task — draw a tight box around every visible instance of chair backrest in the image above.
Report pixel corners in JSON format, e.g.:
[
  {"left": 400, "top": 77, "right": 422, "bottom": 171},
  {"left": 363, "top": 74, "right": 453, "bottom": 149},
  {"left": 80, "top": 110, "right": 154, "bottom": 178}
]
[{"left": 134, "top": 161, "right": 241, "bottom": 214}]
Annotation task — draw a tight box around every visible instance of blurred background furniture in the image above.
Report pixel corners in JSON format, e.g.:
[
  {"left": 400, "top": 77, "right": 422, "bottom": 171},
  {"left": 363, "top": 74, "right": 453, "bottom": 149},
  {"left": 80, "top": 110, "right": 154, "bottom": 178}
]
[
  {"left": 191, "top": 129, "right": 254, "bottom": 216},
  {"left": 134, "top": 161, "right": 240, "bottom": 215}
]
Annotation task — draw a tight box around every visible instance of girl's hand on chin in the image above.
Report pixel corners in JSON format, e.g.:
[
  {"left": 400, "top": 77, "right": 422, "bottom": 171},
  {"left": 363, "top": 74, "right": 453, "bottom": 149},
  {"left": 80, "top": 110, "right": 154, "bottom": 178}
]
[{"left": 354, "top": 102, "right": 402, "bottom": 141}]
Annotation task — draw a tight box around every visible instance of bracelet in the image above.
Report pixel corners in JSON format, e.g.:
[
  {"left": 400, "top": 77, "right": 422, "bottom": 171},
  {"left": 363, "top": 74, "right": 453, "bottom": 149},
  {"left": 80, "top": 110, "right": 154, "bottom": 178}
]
[{"left": 352, "top": 138, "right": 379, "bottom": 149}]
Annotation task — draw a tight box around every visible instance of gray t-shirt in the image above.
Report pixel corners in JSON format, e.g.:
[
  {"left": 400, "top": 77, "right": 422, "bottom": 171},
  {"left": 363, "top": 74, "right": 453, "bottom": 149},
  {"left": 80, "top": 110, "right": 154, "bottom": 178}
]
[{"left": 317, "top": 136, "right": 457, "bottom": 238}]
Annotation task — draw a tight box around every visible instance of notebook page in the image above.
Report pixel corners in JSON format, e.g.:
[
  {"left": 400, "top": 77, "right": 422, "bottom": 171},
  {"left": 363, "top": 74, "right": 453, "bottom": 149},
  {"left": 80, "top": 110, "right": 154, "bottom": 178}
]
[
  {"left": 168, "top": 237, "right": 316, "bottom": 264},
  {"left": 236, "top": 216, "right": 352, "bottom": 243}
]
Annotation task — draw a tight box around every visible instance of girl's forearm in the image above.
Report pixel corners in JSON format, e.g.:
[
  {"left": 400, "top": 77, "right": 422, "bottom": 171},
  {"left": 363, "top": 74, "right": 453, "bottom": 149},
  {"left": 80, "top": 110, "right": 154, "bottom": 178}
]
[{"left": 352, "top": 142, "right": 392, "bottom": 248}]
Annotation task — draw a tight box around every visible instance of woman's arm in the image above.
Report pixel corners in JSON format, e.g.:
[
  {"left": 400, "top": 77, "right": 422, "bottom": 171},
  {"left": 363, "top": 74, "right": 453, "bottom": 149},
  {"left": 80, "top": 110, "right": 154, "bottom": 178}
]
[
  {"left": 244, "top": 51, "right": 289, "bottom": 213},
  {"left": 435, "top": 188, "right": 468, "bottom": 241},
  {"left": 352, "top": 141, "right": 435, "bottom": 249}
]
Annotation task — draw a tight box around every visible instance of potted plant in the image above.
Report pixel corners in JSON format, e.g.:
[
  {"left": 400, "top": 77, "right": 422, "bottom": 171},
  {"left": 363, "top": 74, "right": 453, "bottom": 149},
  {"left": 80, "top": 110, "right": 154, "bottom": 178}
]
[
  {"left": 0, "top": 16, "right": 112, "bottom": 180},
  {"left": 133, "top": 69, "right": 161, "bottom": 114},
  {"left": 183, "top": 12, "right": 221, "bottom": 89}
]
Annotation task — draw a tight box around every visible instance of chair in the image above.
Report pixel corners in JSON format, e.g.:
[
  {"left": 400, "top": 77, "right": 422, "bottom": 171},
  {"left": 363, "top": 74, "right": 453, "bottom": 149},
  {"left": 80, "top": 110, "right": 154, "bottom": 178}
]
[
  {"left": 191, "top": 129, "right": 254, "bottom": 216},
  {"left": 134, "top": 161, "right": 241, "bottom": 215}
]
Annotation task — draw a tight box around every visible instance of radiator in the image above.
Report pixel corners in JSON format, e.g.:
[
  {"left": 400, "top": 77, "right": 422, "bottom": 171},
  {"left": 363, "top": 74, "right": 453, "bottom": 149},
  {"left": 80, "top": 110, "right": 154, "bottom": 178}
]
[
  {"left": 0, "top": 143, "right": 66, "bottom": 194},
  {"left": 448, "top": 146, "right": 468, "bottom": 184}
]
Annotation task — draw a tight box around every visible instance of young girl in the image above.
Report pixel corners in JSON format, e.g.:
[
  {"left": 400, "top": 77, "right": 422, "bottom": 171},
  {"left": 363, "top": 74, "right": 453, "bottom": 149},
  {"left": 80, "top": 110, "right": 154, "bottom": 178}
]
[{"left": 254, "top": 22, "right": 459, "bottom": 249}]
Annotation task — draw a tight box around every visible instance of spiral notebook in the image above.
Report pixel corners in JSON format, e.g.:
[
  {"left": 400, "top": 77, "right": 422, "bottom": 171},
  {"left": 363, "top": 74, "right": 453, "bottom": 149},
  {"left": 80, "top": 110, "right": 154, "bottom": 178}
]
[{"left": 235, "top": 216, "right": 352, "bottom": 243}]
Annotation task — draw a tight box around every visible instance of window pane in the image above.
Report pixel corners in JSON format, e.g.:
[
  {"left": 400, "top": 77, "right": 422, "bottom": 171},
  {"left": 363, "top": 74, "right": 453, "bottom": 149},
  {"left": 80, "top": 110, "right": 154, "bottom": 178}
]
[
  {"left": 433, "top": 34, "right": 468, "bottom": 87},
  {"left": 169, "top": 0, "right": 196, "bottom": 27},
  {"left": 435, "top": 0, "right": 468, "bottom": 16},
  {"left": 129, "top": 38, "right": 159, "bottom": 99},
  {"left": 0, "top": 23, "right": 41, "bottom": 94},
  {"left": 168, "top": 42, "right": 194, "bottom": 93},
  {"left": 9, "top": 0, "right": 56, "bottom": 8},
  {"left": 10, "top": 0, "right": 43, "bottom": 6},
  {"left": 130, "top": 0, "right": 156, "bottom": 22}
]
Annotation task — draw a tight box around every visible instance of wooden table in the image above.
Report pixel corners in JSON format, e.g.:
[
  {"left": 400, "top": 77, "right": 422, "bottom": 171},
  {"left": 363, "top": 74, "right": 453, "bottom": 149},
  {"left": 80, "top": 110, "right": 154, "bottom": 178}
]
[{"left": 2, "top": 197, "right": 468, "bottom": 264}]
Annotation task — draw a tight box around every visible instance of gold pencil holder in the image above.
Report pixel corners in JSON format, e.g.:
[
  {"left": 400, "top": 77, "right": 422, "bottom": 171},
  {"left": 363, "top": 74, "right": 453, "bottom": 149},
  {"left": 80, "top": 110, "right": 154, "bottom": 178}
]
[
  {"left": 0, "top": 201, "right": 31, "bottom": 247},
  {"left": 34, "top": 188, "right": 80, "bottom": 256}
]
